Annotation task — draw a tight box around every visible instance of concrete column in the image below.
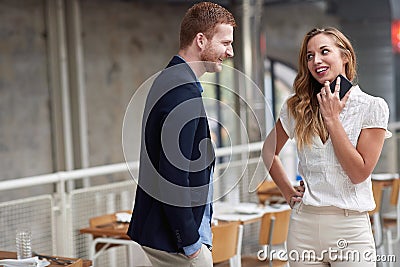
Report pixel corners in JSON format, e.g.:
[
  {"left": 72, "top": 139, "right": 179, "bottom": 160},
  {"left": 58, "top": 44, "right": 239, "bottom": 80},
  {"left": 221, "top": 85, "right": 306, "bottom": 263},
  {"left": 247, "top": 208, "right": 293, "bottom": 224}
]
[
  {"left": 65, "top": 0, "right": 90, "bottom": 187},
  {"left": 231, "top": 0, "right": 267, "bottom": 203},
  {"left": 46, "top": 0, "right": 75, "bottom": 177}
]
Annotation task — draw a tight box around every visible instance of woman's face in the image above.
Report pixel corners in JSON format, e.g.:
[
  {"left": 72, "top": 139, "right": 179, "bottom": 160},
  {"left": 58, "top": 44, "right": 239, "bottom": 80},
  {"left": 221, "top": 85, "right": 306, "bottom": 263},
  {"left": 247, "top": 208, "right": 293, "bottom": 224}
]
[{"left": 306, "top": 33, "right": 348, "bottom": 84}]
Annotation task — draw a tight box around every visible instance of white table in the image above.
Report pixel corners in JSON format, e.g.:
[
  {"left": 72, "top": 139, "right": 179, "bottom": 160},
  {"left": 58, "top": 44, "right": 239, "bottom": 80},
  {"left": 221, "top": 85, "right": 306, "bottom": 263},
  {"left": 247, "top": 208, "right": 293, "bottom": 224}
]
[
  {"left": 213, "top": 202, "right": 291, "bottom": 267},
  {"left": 213, "top": 201, "right": 290, "bottom": 224}
]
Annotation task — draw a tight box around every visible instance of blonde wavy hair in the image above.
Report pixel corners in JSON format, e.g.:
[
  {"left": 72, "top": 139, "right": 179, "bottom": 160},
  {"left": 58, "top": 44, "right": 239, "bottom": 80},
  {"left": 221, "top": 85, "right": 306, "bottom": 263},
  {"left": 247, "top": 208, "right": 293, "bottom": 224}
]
[{"left": 287, "top": 27, "right": 357, "bottom": 149}]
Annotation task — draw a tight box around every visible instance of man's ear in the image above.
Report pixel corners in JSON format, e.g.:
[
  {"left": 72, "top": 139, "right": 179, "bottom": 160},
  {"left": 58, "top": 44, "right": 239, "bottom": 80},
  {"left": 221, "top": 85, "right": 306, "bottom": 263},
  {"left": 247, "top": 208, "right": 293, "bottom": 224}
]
[{"left": 195, "top": 33, "right": 207, "bottom": 49}]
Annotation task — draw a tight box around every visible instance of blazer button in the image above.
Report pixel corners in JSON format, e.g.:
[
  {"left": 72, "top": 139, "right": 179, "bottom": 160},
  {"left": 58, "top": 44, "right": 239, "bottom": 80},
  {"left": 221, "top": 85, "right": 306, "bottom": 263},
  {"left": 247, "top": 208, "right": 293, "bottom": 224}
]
[{"left": 175, "top": 230, "right": 182, "bottom": 243}]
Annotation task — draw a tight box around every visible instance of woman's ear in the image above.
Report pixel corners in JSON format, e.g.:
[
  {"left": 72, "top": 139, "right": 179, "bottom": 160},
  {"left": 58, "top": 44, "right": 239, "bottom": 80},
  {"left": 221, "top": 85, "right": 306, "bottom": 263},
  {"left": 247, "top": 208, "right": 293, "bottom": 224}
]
[{"left": 342, "top": 50, "right": 350, "bottom": 64}]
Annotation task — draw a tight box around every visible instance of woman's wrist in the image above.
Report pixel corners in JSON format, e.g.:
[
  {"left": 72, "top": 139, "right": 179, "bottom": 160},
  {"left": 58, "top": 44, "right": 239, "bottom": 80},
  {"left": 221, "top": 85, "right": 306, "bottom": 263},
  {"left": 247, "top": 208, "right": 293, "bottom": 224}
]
[
  {"left": 324, "top": 116, "right": 340, "bottom": 129},
  {"left": 284, "top": 181, "right": 305, "bottom": 208},
  {"left": 284, "top": 190, "right": 297, "bottom": 206}
]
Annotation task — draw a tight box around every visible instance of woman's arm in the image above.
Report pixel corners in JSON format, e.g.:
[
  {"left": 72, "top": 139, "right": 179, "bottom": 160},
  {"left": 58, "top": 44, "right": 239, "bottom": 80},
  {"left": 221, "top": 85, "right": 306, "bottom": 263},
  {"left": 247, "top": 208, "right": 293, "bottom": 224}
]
[
  {"left": 325, "top": 120, "right": 385, "bottom": 184},
  {"left": 262, "top": 119, "right": 303, "bottom": 207},
  {"left": 318, "top": 82, "right": 386, "bottom": 184}
]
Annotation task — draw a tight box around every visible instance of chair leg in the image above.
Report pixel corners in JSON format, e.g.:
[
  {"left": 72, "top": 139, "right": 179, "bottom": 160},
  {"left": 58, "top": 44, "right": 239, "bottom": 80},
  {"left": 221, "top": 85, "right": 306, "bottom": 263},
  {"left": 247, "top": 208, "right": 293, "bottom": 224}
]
[
  {"left": 373, "top": 212, "right": 384, "bottom": 248},
  {"left": 229, "top": 257, "right": 235, "bottom": 267},
  {"left": 386, "top": 229, "right": 393, "bottom": 267},
  {"left": 235, "top": 225, "right": 243, "bottom": 267}
]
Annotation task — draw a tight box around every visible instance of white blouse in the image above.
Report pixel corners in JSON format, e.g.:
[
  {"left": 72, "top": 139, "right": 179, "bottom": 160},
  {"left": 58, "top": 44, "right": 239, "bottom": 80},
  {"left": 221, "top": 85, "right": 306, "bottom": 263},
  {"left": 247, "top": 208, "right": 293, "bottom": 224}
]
[{"left": 280, "top": 85, "right": 391, "bottom": 212}]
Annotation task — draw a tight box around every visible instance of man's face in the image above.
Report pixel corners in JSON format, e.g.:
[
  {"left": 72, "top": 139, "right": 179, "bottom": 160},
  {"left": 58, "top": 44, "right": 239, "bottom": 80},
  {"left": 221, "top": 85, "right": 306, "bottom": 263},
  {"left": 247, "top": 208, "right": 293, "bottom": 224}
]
[{"left": 200, "top": 23, "right": 234, "bottom": 73}]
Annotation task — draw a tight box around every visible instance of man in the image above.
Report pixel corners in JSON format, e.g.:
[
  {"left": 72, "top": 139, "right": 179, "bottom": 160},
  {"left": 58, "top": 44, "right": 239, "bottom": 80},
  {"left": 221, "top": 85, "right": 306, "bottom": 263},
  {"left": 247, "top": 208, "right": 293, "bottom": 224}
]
[{"left": 127, "top": 2, "right": 236, "bottom": 267}]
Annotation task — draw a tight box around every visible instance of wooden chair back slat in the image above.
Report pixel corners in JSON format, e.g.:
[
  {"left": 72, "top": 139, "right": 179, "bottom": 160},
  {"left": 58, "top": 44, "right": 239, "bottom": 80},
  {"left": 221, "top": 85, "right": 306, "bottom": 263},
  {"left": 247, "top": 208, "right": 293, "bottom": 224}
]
[
  {"left": 259, "top": 209, "right": 291, "bottom": 245},
  {"left": 212, "top": 221, "right": 240, "bottom": 264}
]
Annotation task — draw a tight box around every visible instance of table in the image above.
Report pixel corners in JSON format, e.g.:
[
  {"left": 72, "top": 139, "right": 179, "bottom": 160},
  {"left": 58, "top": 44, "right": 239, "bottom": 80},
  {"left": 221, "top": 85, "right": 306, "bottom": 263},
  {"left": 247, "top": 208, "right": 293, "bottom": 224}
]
[
  {"left": 372, "top": 173, "right": 398, "bottom": 185},
  {"left": 79, "top": 213, "right": 131, "bottom": 263},
  {"left": 79, "top": 212, "right": 150, "bottom": 267},
  {"left": 0, "top": 251, "right": 91, "bottom": 267},
  {"left": 213, "top": 202, "right": 291, "bottom": 267},
  {"left": 80, "top": 222, "right": 132, "bottom": 262},
  {"left": 213, "top": 201, "right": 291, "bottom": 224}
]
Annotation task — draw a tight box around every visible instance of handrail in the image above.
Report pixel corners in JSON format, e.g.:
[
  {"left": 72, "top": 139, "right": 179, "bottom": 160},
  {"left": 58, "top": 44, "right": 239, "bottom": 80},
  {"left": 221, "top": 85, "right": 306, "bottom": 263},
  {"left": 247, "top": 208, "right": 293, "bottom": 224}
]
[
  {"left": 215, "top": 141, "right": 263, "bottom": 157},
  {"left": 0, "top": 162, "right": 132, "bottom": 192},
  {"left": 0, "top": 142, "right": 264, "bottom": 192}
]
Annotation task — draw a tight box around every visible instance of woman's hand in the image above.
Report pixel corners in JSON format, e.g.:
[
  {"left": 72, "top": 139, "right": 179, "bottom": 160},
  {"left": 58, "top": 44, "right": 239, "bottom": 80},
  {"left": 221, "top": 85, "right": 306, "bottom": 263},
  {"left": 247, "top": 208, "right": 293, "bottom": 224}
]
[
  {"left": 316, "top": 77, "right": 351, "bottom": 122},
  {"left": 287, "top": 181, "right": 305, "bottom": 208}
]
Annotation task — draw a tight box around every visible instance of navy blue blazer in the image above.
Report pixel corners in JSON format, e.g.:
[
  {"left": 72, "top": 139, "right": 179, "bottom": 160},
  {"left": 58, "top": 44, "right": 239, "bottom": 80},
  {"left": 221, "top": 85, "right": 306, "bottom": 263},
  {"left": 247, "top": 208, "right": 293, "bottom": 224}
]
[{"left": 127, "top": 56, "right": 215, "bottom": 253}]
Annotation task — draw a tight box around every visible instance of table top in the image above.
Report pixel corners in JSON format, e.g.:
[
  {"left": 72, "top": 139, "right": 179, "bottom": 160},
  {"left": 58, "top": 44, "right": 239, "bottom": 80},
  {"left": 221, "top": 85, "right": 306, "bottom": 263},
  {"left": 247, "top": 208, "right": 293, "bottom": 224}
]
[
  {"left": 213, "top": 202, "right": 291, "bottom": 224},
  {"left": 0, "top": 251, "right": 91, "bottom": 267},
  {"left": 372, "top": 173, "right": 399, "bottom": 181}
]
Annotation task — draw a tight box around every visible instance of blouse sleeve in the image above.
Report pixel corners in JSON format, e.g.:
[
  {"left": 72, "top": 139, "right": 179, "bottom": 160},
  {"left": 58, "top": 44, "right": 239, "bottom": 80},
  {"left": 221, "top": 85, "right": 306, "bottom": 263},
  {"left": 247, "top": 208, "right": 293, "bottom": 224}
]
[
  {"left": 279, "top": 98, "right": 296, "bottom": 139},
  {"left": 362, "top": 97, "right": 392, "bottom": 138}
]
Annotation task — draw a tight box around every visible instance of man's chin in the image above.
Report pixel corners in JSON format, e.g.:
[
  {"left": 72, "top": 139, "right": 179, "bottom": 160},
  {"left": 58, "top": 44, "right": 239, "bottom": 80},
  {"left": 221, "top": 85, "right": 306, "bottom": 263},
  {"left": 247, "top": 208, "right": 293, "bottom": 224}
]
[{"left": 205, "top": 62, "right": 223, "bottom": 73}]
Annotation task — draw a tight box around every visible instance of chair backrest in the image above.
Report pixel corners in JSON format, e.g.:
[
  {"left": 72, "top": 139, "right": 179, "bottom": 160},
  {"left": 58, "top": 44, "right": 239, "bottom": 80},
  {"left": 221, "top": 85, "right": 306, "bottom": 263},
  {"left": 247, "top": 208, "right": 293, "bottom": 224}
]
[
  {"left": 258, "top": 180, "right": 277, "bottom": 192},
  {"left": 89, "top": 213, "right": 116, "bottom": 228},
  {"left": 211, "top": 221, "right": 241, "bottom": 264},
  {"left": 390, "top": 178, "right": 400, "bottom": 206},
  {"left": 89, "top": 210, "right": 131, "bottom": 228},
  {"left": 369, "top": 181, "right": 384, "bottom": 216},
  {"left": 259, "top": 209, "right": 291, "bottom": 246},
  {"left": 257, "top": 180, "right": 279, "bottom": 204}
]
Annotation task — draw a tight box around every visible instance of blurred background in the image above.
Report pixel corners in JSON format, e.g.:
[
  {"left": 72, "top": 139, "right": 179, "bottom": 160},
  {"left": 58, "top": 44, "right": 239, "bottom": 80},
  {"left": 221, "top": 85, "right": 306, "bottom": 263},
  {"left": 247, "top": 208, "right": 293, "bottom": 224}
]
[{"left": 0, "top": 0, "right": 400, "bottom": 266}]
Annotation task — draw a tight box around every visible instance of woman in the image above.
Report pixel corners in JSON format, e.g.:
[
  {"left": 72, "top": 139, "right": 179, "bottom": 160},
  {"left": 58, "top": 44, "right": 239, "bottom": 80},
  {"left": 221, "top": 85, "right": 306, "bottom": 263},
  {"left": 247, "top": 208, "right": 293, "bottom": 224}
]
[{"left": 262, "top": 27, "right": 391, "bottom": 266}]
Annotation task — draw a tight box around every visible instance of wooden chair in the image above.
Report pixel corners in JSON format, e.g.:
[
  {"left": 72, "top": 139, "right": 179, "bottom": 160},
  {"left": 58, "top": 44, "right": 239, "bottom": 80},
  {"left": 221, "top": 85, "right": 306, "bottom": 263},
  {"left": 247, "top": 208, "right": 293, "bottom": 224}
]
[
  {"left": 89, "top": 210, "right": 131, "bottom": 228},
  {"left": 241, "top": 209, "right": 291, "bottom": 267},
  {"left": 369, "top": 180, "right": 384, "bottom": 216},
  {"left": 368, "top": 180, "right": 388, "bottom": 254},
  {"left": 389, "top": 178, "right": 399, "bottom": 206},
  {"left": 383, "top": 178, "right": 400, "bottom": 267},
  {"left": 369, "top": 178, "right": 400, "bottom": 267},
  {"left": 256, "top": 180, "right": 283, "bottom": 205},
  {"left": 89, "top": 213, "right": 116, "bottom": 228},
  {"left": 89, "top": 210, "right": 131, "bottom": 251},
  {"left": 212, "top": 221, "right": 243, "bottom": 267}
]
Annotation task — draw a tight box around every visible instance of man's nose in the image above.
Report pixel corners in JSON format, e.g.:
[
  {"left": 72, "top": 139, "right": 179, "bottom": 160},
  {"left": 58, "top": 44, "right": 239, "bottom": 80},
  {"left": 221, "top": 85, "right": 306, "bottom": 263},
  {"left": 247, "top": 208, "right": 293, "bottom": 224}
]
[{"left": 226, "top": 45, "right": 234, "bottom": 57}]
